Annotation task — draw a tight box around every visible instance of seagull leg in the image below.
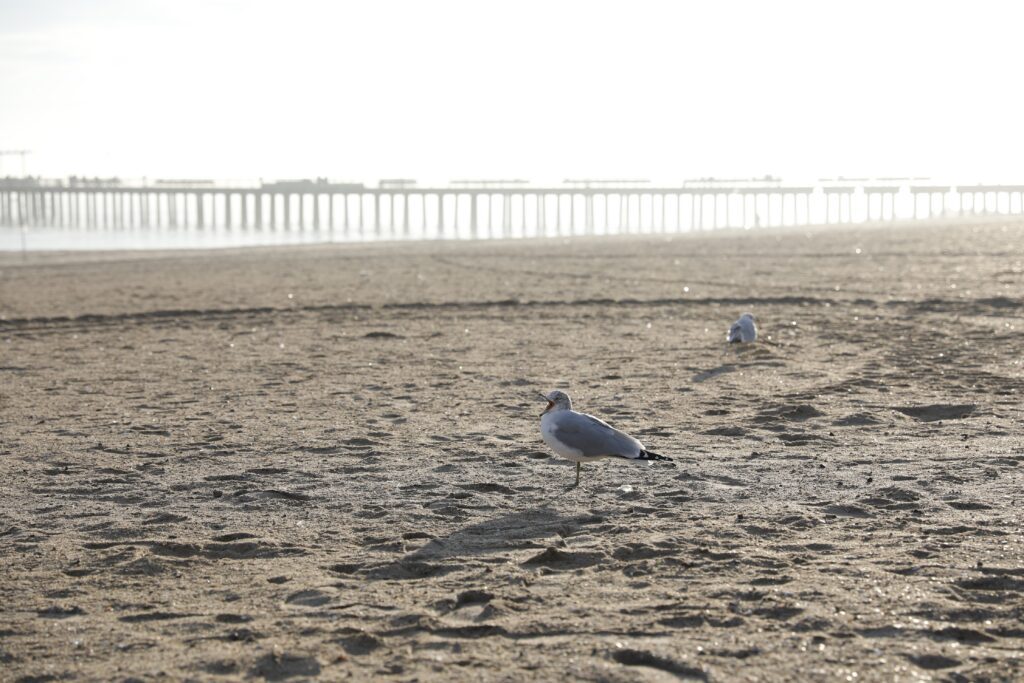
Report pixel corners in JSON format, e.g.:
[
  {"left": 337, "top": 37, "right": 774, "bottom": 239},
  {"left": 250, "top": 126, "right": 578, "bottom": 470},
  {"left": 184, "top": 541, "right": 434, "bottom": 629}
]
[{"left": 565, "top": 462, "right": 581, "bottom": 489}]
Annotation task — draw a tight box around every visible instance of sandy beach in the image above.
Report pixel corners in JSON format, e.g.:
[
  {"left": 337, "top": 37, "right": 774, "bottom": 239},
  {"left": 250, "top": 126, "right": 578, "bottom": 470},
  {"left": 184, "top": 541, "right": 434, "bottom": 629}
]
[{"left": 1, "top": 220, "right": 1023, "bottom": 682}]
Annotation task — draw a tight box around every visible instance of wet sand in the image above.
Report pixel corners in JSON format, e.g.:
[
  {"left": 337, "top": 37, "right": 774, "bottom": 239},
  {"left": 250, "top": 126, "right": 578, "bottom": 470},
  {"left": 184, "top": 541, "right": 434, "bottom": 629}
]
[{"left": 1, "top": 220, "right": 1023, "bottom": 681}]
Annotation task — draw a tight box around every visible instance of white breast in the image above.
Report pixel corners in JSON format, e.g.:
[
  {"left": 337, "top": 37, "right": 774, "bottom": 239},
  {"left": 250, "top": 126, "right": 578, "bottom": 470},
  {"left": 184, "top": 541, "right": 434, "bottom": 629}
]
[{"left": 540, "top": 413, "right": 585, "bottom": 461}]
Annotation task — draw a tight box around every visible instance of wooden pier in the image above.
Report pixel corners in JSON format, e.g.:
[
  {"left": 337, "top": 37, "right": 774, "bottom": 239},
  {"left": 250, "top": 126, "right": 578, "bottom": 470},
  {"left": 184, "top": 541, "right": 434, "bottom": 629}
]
[{"left": 2, "top": 179, "right": 1024, "bottom": 239}]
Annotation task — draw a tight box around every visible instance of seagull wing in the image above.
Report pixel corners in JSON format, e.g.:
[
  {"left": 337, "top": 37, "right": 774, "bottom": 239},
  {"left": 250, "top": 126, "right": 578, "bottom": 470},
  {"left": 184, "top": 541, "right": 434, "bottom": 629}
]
[
  {"left": 744, "top": 319, "right": 757, "bottom": 341},
  {"left": 551, "top": 411, "right": 644, "bottom": 459}
]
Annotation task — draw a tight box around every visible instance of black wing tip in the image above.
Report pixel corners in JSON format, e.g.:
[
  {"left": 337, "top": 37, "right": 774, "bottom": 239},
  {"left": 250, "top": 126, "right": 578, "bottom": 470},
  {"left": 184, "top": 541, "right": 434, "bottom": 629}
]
[{"left": 639, "top": 450, "right": 672, "bottom": 461}]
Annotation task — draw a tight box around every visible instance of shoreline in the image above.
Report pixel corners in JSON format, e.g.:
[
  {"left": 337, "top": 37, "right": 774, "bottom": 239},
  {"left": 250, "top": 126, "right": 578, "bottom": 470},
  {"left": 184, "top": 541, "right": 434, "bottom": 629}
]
[{"left": 1, "top": 212, "right": 1020, "bottom": 264}]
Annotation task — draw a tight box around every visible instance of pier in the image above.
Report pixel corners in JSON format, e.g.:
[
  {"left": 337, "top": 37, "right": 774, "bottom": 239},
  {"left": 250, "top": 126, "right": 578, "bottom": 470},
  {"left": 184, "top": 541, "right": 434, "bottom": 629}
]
[{"left": 2, "top": 178, "right": 1024, "bottom": 240}]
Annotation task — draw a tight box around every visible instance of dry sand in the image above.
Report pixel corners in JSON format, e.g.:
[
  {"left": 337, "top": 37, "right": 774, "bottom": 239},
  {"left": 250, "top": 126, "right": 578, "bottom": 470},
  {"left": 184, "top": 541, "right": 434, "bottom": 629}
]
[{"left": 1, "top": 220, "right": 1023, "bottom": 682}]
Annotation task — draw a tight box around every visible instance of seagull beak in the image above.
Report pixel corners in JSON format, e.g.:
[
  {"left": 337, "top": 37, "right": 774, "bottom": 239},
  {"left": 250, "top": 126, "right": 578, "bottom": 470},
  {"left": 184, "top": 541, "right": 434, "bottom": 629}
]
[{"left": 540, "top": 400, "right": 554, "bottom": 416}]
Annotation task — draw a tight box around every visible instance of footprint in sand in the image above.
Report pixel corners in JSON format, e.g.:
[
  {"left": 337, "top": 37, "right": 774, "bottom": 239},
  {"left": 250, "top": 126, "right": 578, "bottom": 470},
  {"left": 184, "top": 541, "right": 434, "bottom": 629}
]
[
  {"left": 285, "top": 589, "right": 332, "bottom": 607},
  {"left": 521, "top": 547, "right": 606, "bottom": 570},
  {"left": 336, "top": 629, "right": 384, "bottom": 656},
  {"left": 905, "top": 653, "right": 961, "bottom": 670},
  {"left": 611, "top": 649, "right": 708, "bottom": 681},
  {"left": 893, "top": 404, "right": 977, "bottom": 422},
  {"left": 248, "top": 653, "right": 321, "bottom": 680}
]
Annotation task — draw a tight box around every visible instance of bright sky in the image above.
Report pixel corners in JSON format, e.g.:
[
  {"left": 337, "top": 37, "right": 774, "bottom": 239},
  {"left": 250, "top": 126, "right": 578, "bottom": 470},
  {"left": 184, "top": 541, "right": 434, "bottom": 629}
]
[{"left": 1, "top": 0, "right": 1022, "bottom": 184}]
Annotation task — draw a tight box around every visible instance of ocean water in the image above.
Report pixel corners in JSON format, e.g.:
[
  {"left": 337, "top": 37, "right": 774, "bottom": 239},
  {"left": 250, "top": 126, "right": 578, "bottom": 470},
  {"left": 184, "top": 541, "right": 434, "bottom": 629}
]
[{"left": 0, "top": 227, "right": 347, "bottom": 252}]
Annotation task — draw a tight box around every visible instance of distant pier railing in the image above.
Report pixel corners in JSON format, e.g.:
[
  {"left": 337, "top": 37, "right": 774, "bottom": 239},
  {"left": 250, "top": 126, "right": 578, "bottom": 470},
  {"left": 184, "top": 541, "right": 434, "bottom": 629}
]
[{"left": 2, "top": 179, "right": 1024, "bottom": 240}]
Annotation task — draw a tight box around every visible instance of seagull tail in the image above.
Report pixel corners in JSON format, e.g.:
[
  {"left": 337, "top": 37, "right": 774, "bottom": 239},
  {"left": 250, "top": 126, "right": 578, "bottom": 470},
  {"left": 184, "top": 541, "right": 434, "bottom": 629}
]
[{"left": 637, "top": 449, "right": 672, "bottom": 462}]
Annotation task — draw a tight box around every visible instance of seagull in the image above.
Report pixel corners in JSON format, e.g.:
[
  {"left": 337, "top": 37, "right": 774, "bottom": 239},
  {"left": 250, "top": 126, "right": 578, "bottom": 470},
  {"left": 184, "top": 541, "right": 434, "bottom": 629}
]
[
  {"left": 727, "top": 312, "right": 757, "bottom": 343},
  {"left": 539, "top": 390, "right": 672, "bottom": 488}
]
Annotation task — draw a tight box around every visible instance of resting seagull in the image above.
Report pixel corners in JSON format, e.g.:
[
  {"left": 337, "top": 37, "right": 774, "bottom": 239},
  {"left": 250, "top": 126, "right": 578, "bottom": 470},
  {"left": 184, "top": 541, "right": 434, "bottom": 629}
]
[
  {"left": 727, "top": 313, "right": 757, "bottom": 343},
  {"left": 539, "top": 390, "right": 672, "bottom": 488}
]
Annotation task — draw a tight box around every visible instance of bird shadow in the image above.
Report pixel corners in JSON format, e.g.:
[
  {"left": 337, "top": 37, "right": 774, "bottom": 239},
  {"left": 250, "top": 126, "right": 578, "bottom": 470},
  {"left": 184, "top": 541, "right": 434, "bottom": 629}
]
[
  {"left": 408, "top": 505, "right": 597, "bottom": 560},
  {"left": 361, "top": 506, "right": 604, "bottom": 580},
  {"left": 691, "top": 364, "right": 737, "bottom": 383}
]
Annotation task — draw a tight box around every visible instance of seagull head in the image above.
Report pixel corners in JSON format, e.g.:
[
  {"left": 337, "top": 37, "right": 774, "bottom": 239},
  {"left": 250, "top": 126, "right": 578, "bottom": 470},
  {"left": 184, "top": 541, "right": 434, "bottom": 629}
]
[
  {"left": 540, "top": 390, "right": 572, "bottom": 416},
  {"left": 741, "top": 312, "right": 756, "bottom": 322}
]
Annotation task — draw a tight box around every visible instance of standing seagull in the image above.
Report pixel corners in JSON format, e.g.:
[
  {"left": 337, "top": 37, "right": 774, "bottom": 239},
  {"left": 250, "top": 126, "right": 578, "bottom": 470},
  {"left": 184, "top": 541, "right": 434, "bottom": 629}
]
[
  {"left": 539, "top": 390, "right": 672, "bottom": 488},
  {"left": 727, "top": 312, "right": 757, "bottom": 343}
]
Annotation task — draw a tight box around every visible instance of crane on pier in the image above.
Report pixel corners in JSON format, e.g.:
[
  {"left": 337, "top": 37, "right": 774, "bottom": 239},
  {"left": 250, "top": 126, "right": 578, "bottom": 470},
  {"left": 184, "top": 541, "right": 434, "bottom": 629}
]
[{"left": 0, "top": 150, "right": 31, "bottom": 176}]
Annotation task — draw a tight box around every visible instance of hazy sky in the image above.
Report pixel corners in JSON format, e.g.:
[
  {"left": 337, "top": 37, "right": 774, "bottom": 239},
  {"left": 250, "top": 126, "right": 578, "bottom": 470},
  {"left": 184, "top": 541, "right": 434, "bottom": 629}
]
[{"left": 1, "top": 0, "right": 1022, "bottom": 184}]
